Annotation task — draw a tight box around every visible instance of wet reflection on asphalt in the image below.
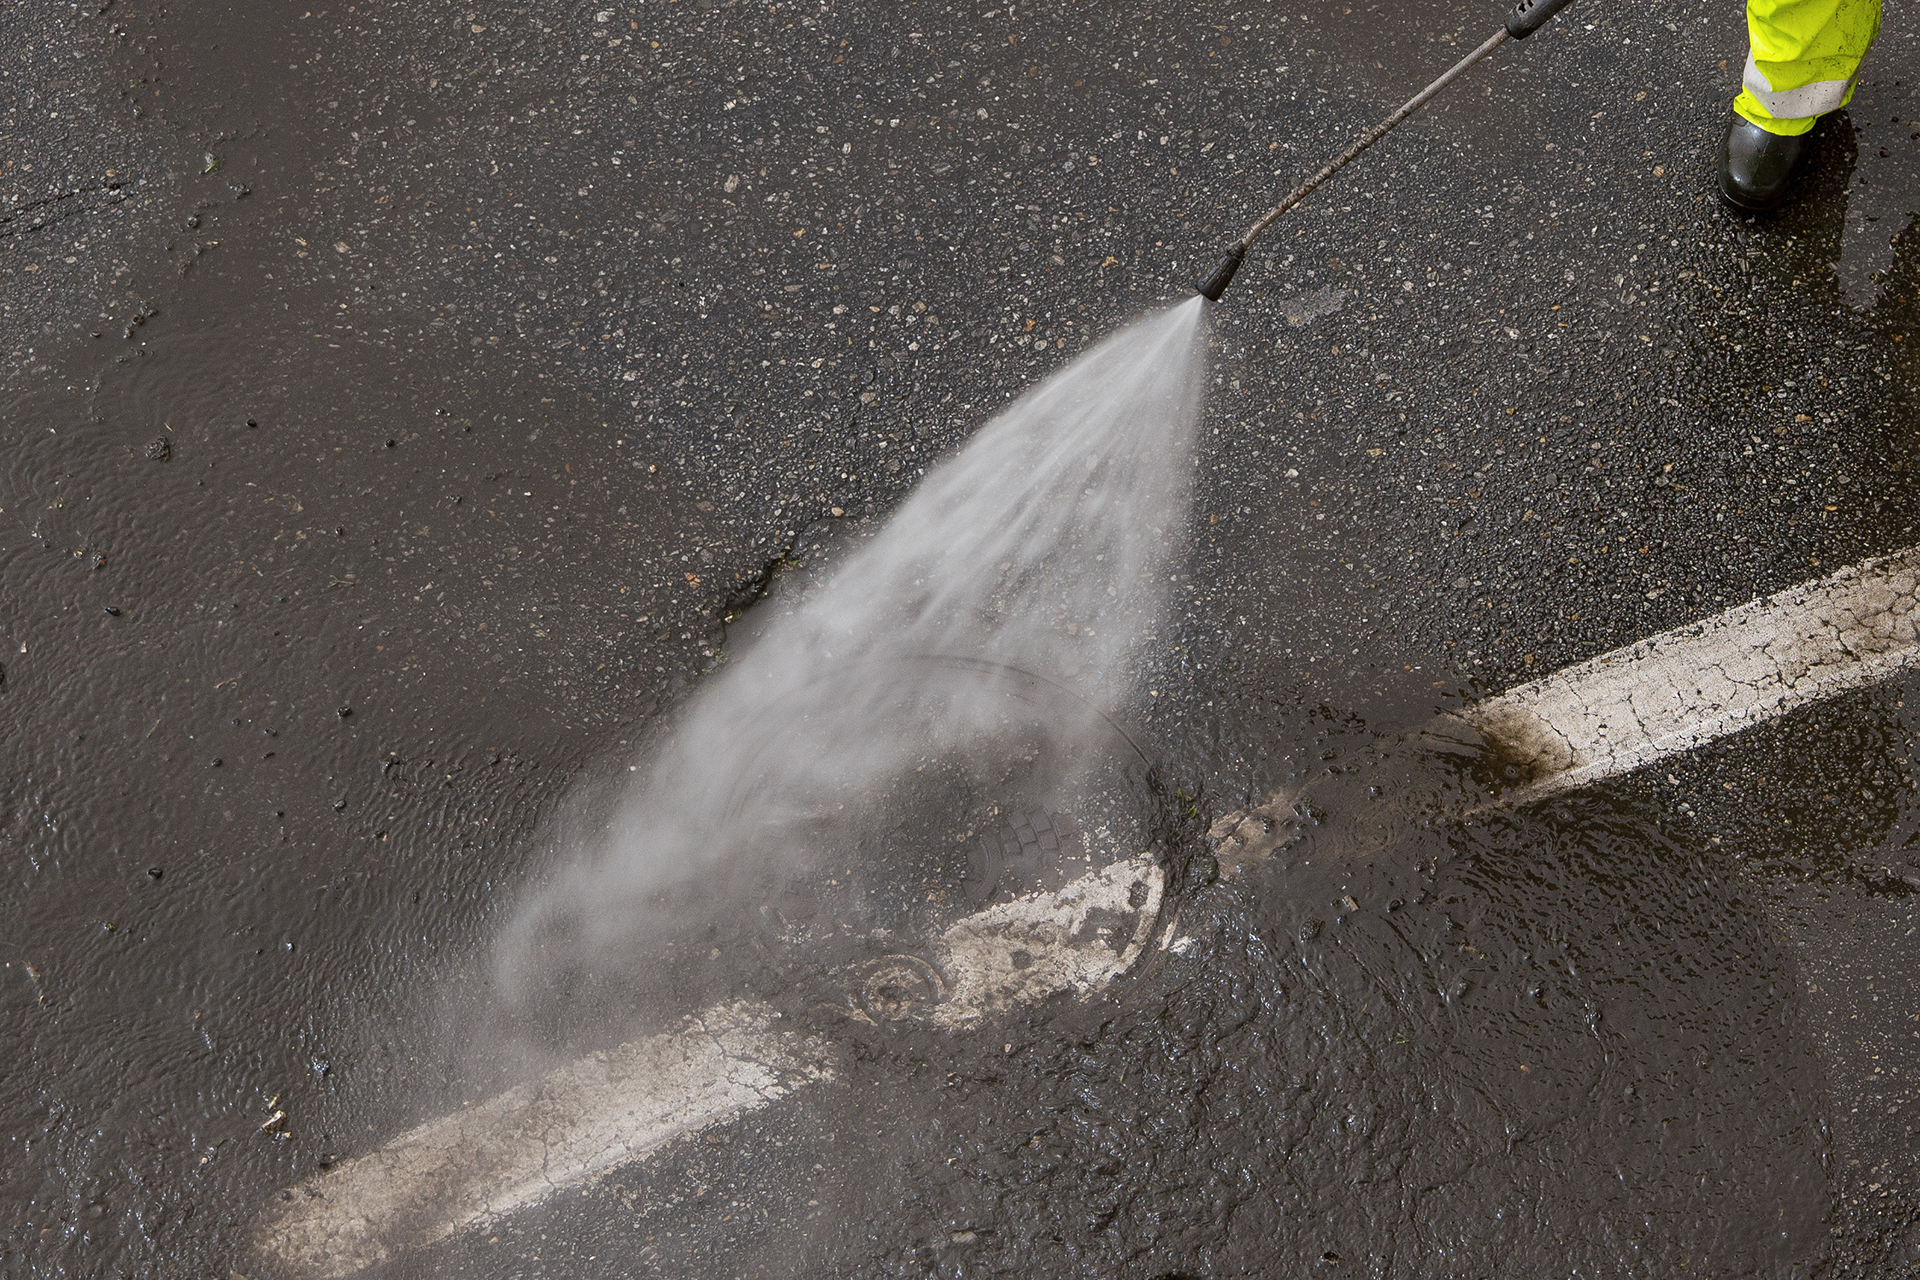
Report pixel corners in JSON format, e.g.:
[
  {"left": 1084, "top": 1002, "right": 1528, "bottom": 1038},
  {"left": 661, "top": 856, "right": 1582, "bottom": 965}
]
[{"left": 1, "top": 0, "right": 1916, "bottom": 1274}]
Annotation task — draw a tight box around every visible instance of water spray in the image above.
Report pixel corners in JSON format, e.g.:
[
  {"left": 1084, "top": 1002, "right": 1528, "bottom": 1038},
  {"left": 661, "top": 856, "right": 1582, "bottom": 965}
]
[{"left": 1197, "top": 0, "right": 1585, "bottom": 302}]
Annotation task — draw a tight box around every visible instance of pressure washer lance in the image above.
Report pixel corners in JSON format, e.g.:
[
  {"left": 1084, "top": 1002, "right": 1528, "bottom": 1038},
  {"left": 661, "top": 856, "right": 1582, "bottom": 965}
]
[{"left": 1196, "top": 0, "right": 1584, "bottom": 302}]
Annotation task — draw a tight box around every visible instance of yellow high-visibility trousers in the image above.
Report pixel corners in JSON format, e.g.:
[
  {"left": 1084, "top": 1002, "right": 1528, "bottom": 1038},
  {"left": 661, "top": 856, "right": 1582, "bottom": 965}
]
[{"left": 1736, "top": 0, "right": 1882, "bottom": 135}]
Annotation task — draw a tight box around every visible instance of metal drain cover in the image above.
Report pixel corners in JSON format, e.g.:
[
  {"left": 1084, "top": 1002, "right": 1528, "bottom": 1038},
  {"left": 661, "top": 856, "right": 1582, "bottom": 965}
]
[{"left": 967, "top": 807, "right": 1081, "bottom": 903}]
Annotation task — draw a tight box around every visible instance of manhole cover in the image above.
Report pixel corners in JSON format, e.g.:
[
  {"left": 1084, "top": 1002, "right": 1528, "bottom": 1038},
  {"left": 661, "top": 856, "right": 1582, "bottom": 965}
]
[{"left": 966, "top": 805, "right": 1082, "bottom": 904}]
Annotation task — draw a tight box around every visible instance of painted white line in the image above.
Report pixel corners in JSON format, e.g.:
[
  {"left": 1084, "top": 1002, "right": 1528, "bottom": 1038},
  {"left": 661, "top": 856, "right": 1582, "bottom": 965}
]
[
  {"left": 932, "top": 856, "right": 1163, "bottom": 1026},
  {"left": 1471, "top": 546, "right": 1920, "bottom": 793},
  {"left": 1210, "top": 547, "right": 1920, "bottom": 873},
  {"left": 256, "top": 1000, "right": 831, "bottom": 1278},
  {"left": 257, "top": 857, "right": 1163, "bottom": 1276}
]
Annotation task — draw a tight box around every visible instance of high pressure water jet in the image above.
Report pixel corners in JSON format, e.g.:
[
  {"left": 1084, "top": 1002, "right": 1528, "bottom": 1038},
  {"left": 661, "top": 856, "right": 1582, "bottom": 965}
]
[{"left": 1196, "top": 0, "right": 1584, "bottom": 302}]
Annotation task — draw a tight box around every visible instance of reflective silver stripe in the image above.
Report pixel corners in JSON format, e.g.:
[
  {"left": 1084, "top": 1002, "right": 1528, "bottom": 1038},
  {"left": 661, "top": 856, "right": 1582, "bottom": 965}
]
[{"left": 1743, "top": 51, "right": 1854, "bottom": 118}]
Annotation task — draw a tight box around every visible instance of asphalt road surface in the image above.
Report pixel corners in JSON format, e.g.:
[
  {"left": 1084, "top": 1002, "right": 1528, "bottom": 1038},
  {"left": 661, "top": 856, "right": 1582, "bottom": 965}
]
[{"left": 3, "top": 0, "right": 1918, "bottom": 1276}]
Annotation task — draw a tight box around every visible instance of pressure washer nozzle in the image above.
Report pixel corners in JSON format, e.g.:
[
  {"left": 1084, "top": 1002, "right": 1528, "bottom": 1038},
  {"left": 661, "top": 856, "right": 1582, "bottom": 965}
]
[{"left": 1195, "top": 244, "right": 1246, "bottom": 303}]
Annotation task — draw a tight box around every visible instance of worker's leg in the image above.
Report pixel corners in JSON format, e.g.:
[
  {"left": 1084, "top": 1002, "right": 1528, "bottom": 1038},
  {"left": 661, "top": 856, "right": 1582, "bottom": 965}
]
[
  {"left": 1735, "top": 0, "right": 1882, "bottom": 136},
  {"left": 1717, "top": 0, "right": 1881, "bottom": 212}
]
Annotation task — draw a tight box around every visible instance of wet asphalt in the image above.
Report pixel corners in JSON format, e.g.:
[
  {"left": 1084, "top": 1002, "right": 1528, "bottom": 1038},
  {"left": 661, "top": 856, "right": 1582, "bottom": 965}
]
[{"left": 3, "top": 0, "right": 1919, "bottom": 1275}]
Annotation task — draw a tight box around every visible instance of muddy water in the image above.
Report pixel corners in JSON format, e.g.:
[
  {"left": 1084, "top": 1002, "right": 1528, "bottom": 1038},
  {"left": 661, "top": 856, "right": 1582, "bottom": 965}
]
[
  {"left": 775, "top": 790, "right": 1828, "bottom": 1277},
  {"left": 413, "top": 729, "right": 1831, "bottom": 1278}
]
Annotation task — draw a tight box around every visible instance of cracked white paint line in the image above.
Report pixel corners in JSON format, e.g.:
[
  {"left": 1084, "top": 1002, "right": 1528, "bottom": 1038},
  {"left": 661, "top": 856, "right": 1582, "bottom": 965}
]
[
  {"left": 255, "top": 1000, "right": 829, "bottom": 1278},
  {"left": 1471, "top": 546, "right": 1920, "bottom": 794},
  {"left": 257, "top": 857, "right": 1162, "bottom": 1276},
  {"left": 1210, "top": 546, "right": 1920, "bottom": 875}
]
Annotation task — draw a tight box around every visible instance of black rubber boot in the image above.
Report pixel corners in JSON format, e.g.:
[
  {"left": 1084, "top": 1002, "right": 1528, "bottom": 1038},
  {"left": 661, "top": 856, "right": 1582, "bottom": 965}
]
[{"left": 1716, "top": 113, "right": 1811, "bottom": 213}]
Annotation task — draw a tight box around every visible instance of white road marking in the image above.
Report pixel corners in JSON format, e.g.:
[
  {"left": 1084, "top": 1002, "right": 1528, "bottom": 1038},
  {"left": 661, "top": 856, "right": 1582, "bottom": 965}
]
[
  {"left": 1471, "top": 546, "right": 1920, "bottom": 793},
  {"left": 1210, "top": 546, "right": 1920, "bottom": 873},
  {"left": 256, "top": 1000, "right": 831, "bottom": 1278},
  {"left": 257, "top": 857, "right": 1163, "bottom": 1276}
]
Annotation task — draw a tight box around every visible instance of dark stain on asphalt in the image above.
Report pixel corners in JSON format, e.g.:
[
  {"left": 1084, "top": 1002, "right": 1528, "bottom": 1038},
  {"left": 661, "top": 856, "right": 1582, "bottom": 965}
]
[{"left": 1, "top": 0, "right": 1916, "bottom": 1274}]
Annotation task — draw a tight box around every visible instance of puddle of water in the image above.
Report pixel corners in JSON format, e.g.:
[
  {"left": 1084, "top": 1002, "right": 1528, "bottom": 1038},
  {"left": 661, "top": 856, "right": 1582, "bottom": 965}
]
[{"left": 733, "top": 773, "right": 1830, "bottom": 1280}]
